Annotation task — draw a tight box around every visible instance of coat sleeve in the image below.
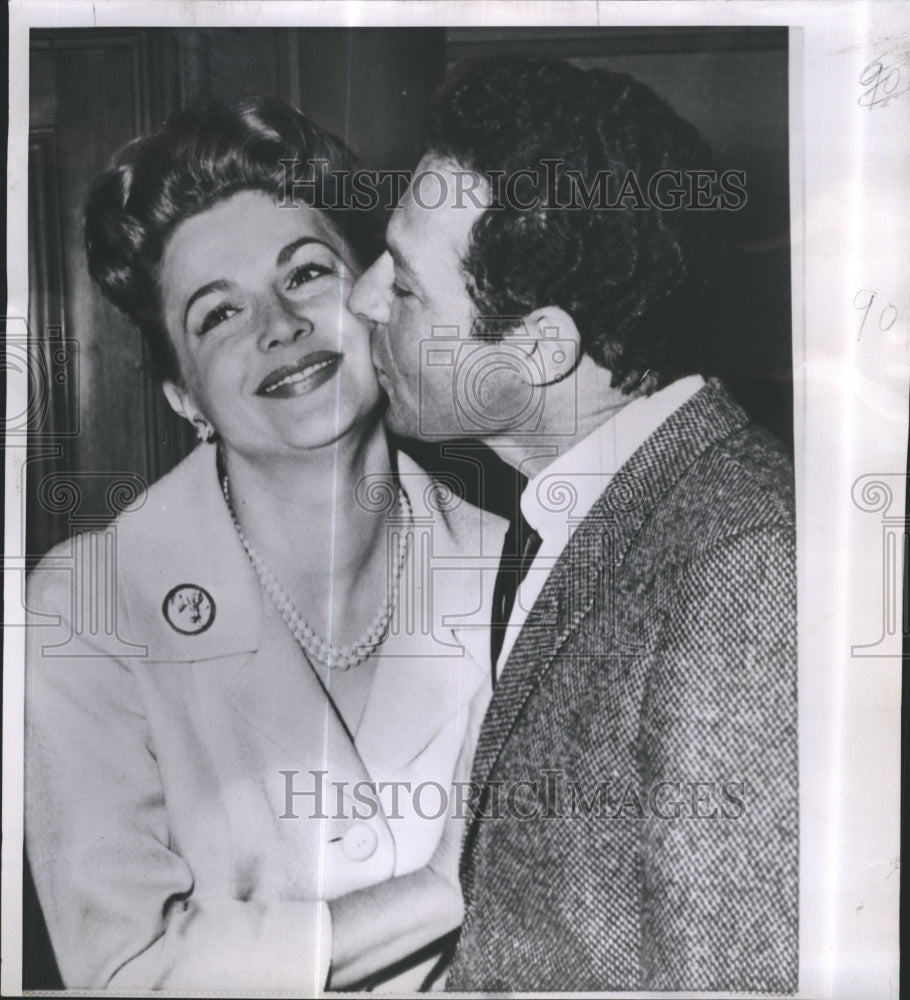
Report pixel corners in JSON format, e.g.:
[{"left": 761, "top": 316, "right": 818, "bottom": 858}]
[
  {"left": 25, "top": 568, "right": 333, "bottom": 991},
  {"left": 637, "top": 525, "right": 798, "bottom": 993}
]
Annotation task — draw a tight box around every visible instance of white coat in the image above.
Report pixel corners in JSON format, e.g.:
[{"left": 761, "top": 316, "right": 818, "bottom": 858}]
[{"left": 25, "top": 444, "right": 504, "bottom": 990}]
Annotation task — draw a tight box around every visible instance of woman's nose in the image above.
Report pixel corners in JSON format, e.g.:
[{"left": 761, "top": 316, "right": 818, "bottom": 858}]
[
  {"left": 257, "top": 303, "right": 314, "bottom": 352},
  {"left": 349, "top": 254, "right": 393, "bottom": 326}
]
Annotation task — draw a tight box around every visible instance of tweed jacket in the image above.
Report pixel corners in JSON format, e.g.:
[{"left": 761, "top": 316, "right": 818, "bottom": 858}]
[
  {"left": 447, "top": 380, "right": 798, "bottom": 993},
  {"left": 25, "top": 444, "right": 504, "bottom": 991}
]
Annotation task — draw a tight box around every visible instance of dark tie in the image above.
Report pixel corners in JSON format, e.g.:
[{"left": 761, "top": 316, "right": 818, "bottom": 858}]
[{"left": 490, "top": 511, "right": 543, "bottom": 685}]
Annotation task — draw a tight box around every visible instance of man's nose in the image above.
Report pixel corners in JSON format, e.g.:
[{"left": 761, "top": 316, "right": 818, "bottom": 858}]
[
  {"left": 350, "top": 253, "right": 393, "bottom": 326},
  {"left": 258, "top": 300, "right": 314, "bottom": 352}
]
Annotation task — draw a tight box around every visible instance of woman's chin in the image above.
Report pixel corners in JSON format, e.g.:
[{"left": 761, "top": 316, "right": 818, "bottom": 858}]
[{"left": 221, "top": 412, "right": 384, "bottom": 460}]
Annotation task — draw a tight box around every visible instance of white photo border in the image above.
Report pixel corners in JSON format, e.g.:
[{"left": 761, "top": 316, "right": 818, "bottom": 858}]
[{"left": 4, "top": 3, "right": 907, "bottom": 998}]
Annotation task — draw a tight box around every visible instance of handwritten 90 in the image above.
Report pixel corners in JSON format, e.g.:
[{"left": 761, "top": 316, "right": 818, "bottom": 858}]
[
  {"left": 853, "top": 290, "right": 900, "bottom": 342},
  {"left": 859, "top": 56, "right": 910, "bottom": 110}
]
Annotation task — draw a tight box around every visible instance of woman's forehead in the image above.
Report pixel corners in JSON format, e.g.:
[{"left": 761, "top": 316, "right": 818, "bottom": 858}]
[
  {"left": 170, "top": 190, "right": 336, "bottom": 254},
  {"left": 160, "top": 191, "right": 341, "bottom": 291}
]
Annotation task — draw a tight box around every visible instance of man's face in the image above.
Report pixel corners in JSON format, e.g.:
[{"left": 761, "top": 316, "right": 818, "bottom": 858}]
[{"left": 350, "top": 155, "right": 490, "bottom": 439}]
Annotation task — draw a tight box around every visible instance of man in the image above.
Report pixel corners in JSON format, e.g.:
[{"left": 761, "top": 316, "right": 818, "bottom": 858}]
[{"left": 350, "top": 58, "right": 797, "bottom": 992}]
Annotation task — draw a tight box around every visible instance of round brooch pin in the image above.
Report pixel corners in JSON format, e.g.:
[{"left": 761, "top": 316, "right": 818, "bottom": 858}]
[{"left": 162, "top": 584, "right": 216, "bottom": 635}]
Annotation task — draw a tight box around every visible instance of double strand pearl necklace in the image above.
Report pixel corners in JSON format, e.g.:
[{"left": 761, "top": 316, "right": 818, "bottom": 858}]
[{"left": 221, "top": 470, "right": 413, "bottom": 671}]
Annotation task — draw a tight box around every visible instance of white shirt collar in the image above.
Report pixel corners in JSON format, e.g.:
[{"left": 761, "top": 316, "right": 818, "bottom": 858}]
[{"left": 521, "top": 375, "right": 705, "bottom": 546}]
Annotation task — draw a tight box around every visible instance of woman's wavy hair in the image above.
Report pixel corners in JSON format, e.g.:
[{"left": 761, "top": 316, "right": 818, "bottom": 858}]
[
  {"left": 84, "top": 95, "right": 377, "bottom": 382},
  {"left": 422, "top": 58, "right": 725, "bottom": 392}
]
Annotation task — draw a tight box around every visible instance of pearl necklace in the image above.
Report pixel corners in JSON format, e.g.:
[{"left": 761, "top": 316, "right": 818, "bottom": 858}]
[{"left": 221, "top": 471, "right": 413, "bottom": 671}]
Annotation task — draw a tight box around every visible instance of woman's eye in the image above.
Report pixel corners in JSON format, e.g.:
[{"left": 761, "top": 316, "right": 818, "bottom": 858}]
[
  {"left": 392, "top": 283, "right": 413, "bottom": 300},
  {"left": 286, "top": 262, "right": 333, "bottom": 290},
  {"left": 198, "top": 303, "right": 241, "bottom": 335}
]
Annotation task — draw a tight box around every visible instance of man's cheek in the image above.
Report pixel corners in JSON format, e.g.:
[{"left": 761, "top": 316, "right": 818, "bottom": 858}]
[{"left": 399, "top": 333, "right": 423, "bottom": 385}]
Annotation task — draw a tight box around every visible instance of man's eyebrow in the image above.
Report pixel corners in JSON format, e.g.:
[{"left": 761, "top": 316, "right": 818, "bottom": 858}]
[{"left": 183, "top": 279, "right": 232, "bottom": 329}]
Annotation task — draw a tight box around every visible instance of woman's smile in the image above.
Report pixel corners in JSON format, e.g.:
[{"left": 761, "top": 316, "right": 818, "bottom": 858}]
[{"left": 256, "top": 350, "right": 344, "bottom": 398}]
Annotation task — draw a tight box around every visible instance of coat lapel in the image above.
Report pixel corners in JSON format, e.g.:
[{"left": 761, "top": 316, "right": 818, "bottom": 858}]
[
  {"left": 466, "top": 494, "right": 629, "bottom": 796},
  {"left": 466, "top": 381, "right": 750, "bottom": 802},
  {"left": 354, "top": 453, "right": 505, "bottom": 777},
  {"left": 119, "top": 444, "right": 369, "bottom": 782},
  {"left": 121, "top": 443, "right": 508, "bottom": 810},
  {"left": 221, "top": 600, "right": 371, "bottom": 779},
  {"left": 117, "top": 443, "right": 263, "bottom": 662}
]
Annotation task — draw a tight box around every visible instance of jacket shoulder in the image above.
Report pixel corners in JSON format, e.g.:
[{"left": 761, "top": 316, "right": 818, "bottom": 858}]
[
  {"left": 629, "top": 414, "right": 795, "bottom": 578},
  {"left": 693, "top": 420, "right": 794, "bottom": 534}
]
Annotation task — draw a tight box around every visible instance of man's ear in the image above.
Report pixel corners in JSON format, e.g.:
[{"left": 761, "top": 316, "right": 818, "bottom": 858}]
[{"left": 506, "top": 306, "right": 581, "bottom": 387}]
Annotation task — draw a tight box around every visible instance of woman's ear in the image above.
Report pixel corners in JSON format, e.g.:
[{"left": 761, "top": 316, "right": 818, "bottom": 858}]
[
  {"left": 510, "top": 306, "right": 582, "bottom": 387},
  {"left": 163, "top": 381, "right": 216, "bottom": 443},
  {"left": 162, "top": 380, "right": 194, "bottom": 421}
]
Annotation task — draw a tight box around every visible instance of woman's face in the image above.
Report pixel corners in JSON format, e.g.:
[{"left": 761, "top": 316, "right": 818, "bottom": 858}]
[{"left": 159, "top": 190, "right": 382, "bottom": 459}]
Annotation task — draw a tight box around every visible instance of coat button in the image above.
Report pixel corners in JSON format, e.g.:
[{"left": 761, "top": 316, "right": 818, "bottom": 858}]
[{"left": 341, "top": 823, "right": 378, "bottom": 862}]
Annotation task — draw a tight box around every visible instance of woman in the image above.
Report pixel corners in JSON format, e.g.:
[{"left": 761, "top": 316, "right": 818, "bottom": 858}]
[{"left": 25, "top": 97, "right": 502, "bottom": 990}]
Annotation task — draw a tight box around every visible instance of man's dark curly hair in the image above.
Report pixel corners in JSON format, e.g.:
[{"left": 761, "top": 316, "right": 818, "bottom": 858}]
[
  {"left": 84, "top": 95, "right": 377, "bottom": 383},
  {"left": 422, "top": 58, "right": 724, "bottom": 392}
]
